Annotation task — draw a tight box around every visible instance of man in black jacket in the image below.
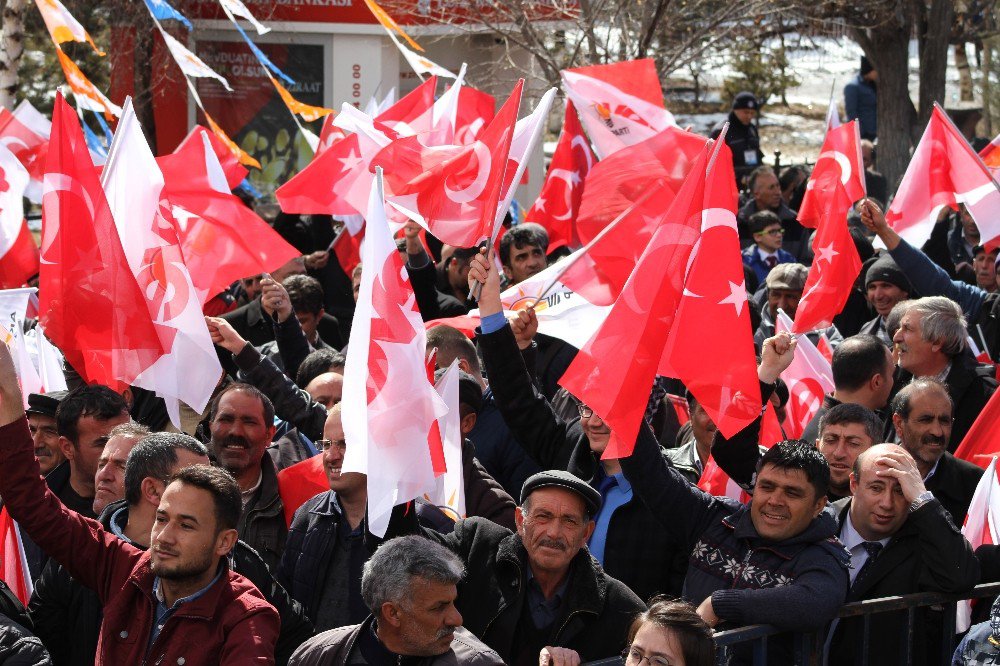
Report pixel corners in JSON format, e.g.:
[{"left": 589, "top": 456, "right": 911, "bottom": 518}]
[
  {"left": 28, "top": 432, "right": 313, "bottom": 666},
  {"left": 825, "top": 444, "right": 979, "bottom": 665}
]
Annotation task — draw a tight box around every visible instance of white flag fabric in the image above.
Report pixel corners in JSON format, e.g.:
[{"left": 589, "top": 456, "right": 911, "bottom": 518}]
[
  {"left": 424, "top": 360, "right": 466, "bottom": 521},
  {"left": 958, "top": 457, "right": 1000, "bottom": 631},
  {"left": 0, "top": 288, "right": 40, "bottom": 406},
  {"left": 0, "top": 143, "right": 31, "bottom": 262},
  {"left": 161, "top": 31, "right": 233, "bottom": 92},
  {"left": 101, "top": 97, "right": 222, "bottom": 428},
  {"left": 341, "top": 171, "right": 449, "bottom": 537},
  {"left": 220, "top": 0, "right": 270, "bottom": 34},
  {"left": 775, "top": 311, "right": 835, "bottom": 438},
  {"left": 30, "top": 326, "right": 68, "bottom": 393},
  {"left": 388, "top": 31, "right": 456, "bottom": 79}
]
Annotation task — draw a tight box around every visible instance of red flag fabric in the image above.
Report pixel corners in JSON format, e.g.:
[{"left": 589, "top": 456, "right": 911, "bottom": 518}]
[
  {"left": 559, "top": 146, "right": 709, "bottom": 458},
  {"left": 425, "top": 316, "right": 479, "bottom": 338},
  {"left": 525, "top": 101, "right": 594, "bottom": 251},
  {"left": 816, "top": 333, "right": 834, "bottom": 364},
  {"left": 775, "top": 311, "right": 835, "bottom": 440},
  {"left": 576, "top": 126, "right": 708, "bottom": 243},
  {"left": 0, "top": 143, "right": 37, "bottom": 288},
  {"left": 0, "top": 103, "right": 49, "bottom": 202},
  {"left": 157, "top": 133, "right": 300, "bottom": 303},
  {"left": 317, "top": 114, "right": 347, "bottom": 155},
  {"left": 560, "top": 185, "right": 682, "bottom": 306},
  {"left": 374, "top": 80, "right": 523, "bottom": 248},
  {"left": 40, "top": 93, "right": 165, "bottom": 391},
  {"left": 454, "top": 86, "right": 496, "bottom": 145},
  {"left": 887, "top": 106, "right": 1000, "bottom": 248},
  {"left": 955, "top": 389, "right": 1000, "bottom": 468},
  {"left": 276, "top": 454, "right": 328, "bottom": 527},
  {"left": 760, "top": 403, "right": 786, "bottom": 445},
  {"left": 791, "top": 125, "right": 865, "bottom": 334},
  {"left": 659, "top": 144, "right": 762, "bottom": 439},
  {"left": 173, "top": 126, "right": 248, "bottom": 190},
  {"left": 698, "top": 456, "right": 750, "bottom": 503},
  {"left": 332, "top": 226, "right": 363, "bottom": 277},
  {"left": 0, "top": 508, "right": 32, "bottom": 605}
]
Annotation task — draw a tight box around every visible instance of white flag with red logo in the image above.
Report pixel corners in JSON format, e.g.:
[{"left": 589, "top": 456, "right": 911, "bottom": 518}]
[
  {"left": 0, "top": 508, "right": 32, "bottom": 606},
  {"left": 887, "top": 106, "right": 1000, "bottom": 248},
  {"left": 775, "top": 311, "right": 835, "bottom": 439},
  {"left": 101, "top": 98, "right": 221, "bottom": 428},
  {"left": 561, "top": 59, "right": 676, "bottom": 159},
  {"left": 423, "top": 360, "right": 466, "bottom": 521},
  {"left": 342, "top": 170, "right": 449, "bottom": 537},
  {"left": 959, "top": 457, "right": 1000, "bottom": 630},
  {"left": 0, "top": 143, "right": 38, "bottom": 289}
]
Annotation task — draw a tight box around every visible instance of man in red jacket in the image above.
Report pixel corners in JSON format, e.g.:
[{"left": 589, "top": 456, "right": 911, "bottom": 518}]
[{"left": 0, "top": 341, "right": 280, "bottom": 665}]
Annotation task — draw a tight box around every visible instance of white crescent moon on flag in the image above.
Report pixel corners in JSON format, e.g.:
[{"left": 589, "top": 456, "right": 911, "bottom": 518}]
[
  {"left": 570, "top": 135, "right": 595, "bottom": 171},
  {"left": 444, "top": 141, "right": 491, "bottom": 204},
  {"left": 547, "top": 168, "right": 577, "bottom": 221},
  {"left": 816, "top": 150, "right": 852, "bottom": 186},
  {"left": 42, "top": 172, "right": 96, "bottom": 219},
  {"left": 0, "top": 136, "right": 30, "bottom": 155}
]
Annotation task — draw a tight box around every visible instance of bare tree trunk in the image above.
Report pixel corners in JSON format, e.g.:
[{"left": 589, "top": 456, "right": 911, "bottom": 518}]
[
  {"left": 956, "top": 42, "right": 974, "bottom": 102},
  {"left": 915, "top": 0, "right": 954, "bottom": 125},
  {"left": 984, "top": 37, "right": 996, "bottom": 137},
  {"left": 132, "top": 26, "right": 157, "bottom": 154},
  {"left": 0, "top": 0, "right": 28, "bottom": 110}
]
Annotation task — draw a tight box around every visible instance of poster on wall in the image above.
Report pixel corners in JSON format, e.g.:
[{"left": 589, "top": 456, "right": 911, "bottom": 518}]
[{"left": 195, "top": 40, "right": 325, "bottom": 199}]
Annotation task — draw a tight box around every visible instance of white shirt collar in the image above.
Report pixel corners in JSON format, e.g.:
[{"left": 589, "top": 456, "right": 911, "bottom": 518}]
[{"left": 841, "top": 511, "right": 891, "bottom": 551}]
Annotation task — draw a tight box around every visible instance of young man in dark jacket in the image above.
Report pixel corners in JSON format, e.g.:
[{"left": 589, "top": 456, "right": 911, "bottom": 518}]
[{"left": 0, "top": 340, "right": 279, "bottom": 665}]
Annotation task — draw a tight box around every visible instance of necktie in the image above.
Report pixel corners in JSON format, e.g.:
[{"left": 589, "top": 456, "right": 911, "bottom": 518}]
[
  {"left": 853, "top": 541, "right": 884, "bottom": 587},
  {"left": 766, "top": 255, "right": 777, "bottom": 268}
]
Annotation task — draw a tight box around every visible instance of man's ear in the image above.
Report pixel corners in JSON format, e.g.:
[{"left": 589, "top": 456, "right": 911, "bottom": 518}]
[
  {"left": 141, "top": 477, "right": 165, "bottom": 507},
  {"left": 58, "top": 436, "right": 76, "bottom": 461},
  {"left": 214, "top": 528, "right": 239, "bottom": 558},
  {"left": 380, "top": 602, "right": 403, "bottom": 628},
  {"left": 502, "top": 265, "right": 513, "bottom": 281},
  {"left": 460, "top": 412, "right": 477, "bottom": 436},
  {"left": 892, "top": 413, "right": 904, "bottom": 439}
]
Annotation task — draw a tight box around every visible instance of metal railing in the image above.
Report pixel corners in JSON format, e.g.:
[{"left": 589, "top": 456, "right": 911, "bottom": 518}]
[{"left": 712, "top": 581, "right": 1000, "bottom": 665}]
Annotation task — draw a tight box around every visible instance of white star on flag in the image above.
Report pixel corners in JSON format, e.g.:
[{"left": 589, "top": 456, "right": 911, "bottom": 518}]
[
  {"left": 814, "top": 243, "right": 839, "bottom": 264},
  {"left": 717, "top": 280, "right": 747, "bottom": 317}
]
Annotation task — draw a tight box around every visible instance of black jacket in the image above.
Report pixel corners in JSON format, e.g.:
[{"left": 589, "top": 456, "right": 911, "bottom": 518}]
[
  {"left": 711, "top": 113, "right": 763, "bottom": 185},
  {"left": 0, "top": 613, "right": 49, "bottom": 666},
  {"left": 28, "top": 500, "right": 312, "bottom": 666},
  {"left": 478, "top": 324, "right": 689, "bottom": 599},
  {"left": 422, "top": 517, "right": 644, "bottom": 664},
  {"left": 467, "top": 390, "right": 541, "bottom": 499},
  {"left": 924, "top": 452, "right": 983, "bottom": 526},
  {"left": 239, "top": 454, "right": 288, "bottom": 572},
  {"left": 826, "top": 497, "right": 980, "bottom": 666},
  {"left": 223, "top": 297, "right": 344, "bottom": 350},
  {"left": 408, "top": 258, "right": 470, "bottom": 320}
]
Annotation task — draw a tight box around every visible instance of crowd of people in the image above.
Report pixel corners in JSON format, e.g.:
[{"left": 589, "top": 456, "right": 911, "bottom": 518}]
[{"left": 4, "top": 64, "right": 1000, "bottom": 664}]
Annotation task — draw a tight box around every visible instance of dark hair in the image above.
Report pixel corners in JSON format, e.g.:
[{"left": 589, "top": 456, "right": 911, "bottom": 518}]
[
  {"left": 295, "top": 349, "right": 347, "bottom": 389},
  {"left": 626, "top": 596, "right": 714, "bottom": 666},
  {"left": 282, "top": 274, "right": 325, "bottom": 316},
  {"left": 499, "top": 224, "right": 548, "bottom": 266},
  {"left": 169, "top": 464, "right": 242, "bottom": 532},
  {"left": 208, "top": 383, "right": 275, "bottom": 426},
  {"left": 779, "top": 165, "right": 807, "bottom": 192},
  {"left": 426, "top": 324, "right": 482, "bottom": 376},
  {"left": 433, "top": 367, "right": 484, "bottom": 416},
  {"left": 448, "top": 246, "right": 480, "bottom": 266},
  {"left": 832, "top": 334, "right": 891, "bottom": 391},
  {"left": 817, "top": 403, "right": 883, "bottom": 443},
  {"left": 756, "top": 440, "right": 830, "bottom": 500},
  {"left": 891, "top": 377, "right": 953, "bottom": 419},
  {"left": 56, "top": 385, "right": 129, "bottom": 445},
  {"left": 749, "top": 210, "right": 781, "bottom": 235},
  {"left": 747, "top": 166, "right": 776, "bottom": 193},
  {"left": 125, "top": 433, "right": 209, "bottom": 506}
]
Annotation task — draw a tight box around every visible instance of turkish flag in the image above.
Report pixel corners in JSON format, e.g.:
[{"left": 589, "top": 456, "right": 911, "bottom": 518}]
[
  {"left": 560, "top": 183, "right": 686, "bottom": 306},
  {"left": 317, "top": 114, "right": 347, "bottom": 156},
  {"left": 0, "top": 101, "right": 50, "bottom": 203},
  {"left": 888, "top": 106, "right": 1000, "bottom": 248},
  {"left": 332, "top": 225, "right": 363, "bottom": 276},
  {"left": 955, "top": 389, "right": 1000, "bottom": 468},
  {"left": 340, "top": 172, "right": 449, "bottom": 537},
  {"left": 796, "top": 121, "right": 865, "bottom": 229},
  {"left": 40, "top": 93, "right": 165, "bottom": 391},
  {"left": 660, "top": 143, "right": 761, "bottom": 439},
  {"left": 276, "top": 454, "right": 329, "bottom": 527},
  {"left": 0, "top": 508, "right": 32, "bottom": 606},
  {"left": 0, "top": 143, "right": 38, "bottom": 288},
  {"left": 559, "top": 145, "right": 709, "bottom": 458},
  {"left": 526, "top": 101, "right": 595, "bottom": 251},
  {"left": 374, "top": 80, "right": 523, "bottom": 248},
  {"left": 173, "top": 126, "right": 248, "bottom": 190},
  {"left": 454, "top": 86, "right": 496, "bottom": 145},
  {"left": 576, "top": 126, "right": 708, "bottom": 244},
  {"left": 157, "top": 133, "right": 300, "bottom": 304},
  {"left": 775, "top": 311, "right": 835, "bottom": 440}
]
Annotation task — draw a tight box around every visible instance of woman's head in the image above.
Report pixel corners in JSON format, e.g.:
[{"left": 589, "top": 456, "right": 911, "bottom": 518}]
[{"left": 624, "top": 597, "right": 715, "bottom": 666}]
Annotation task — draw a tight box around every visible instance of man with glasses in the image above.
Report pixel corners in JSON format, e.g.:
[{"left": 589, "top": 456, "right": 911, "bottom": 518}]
[{"left": 742, "top": 210, "right": 796, "bottom": 284}]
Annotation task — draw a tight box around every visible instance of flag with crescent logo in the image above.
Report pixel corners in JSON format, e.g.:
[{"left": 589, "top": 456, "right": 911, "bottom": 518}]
[
  {"left": 40, "top": 93, "right": 165, "bottom": 392},
  {"left": 454, "top": 86, "right": 496, "bottom": 146},
  {"left": 341, "top": 171, "right": 450, "bottom": 538},
  {"left": 373, "top": 80, "right": 523, "bottom": 248},
  {"left": 526, "top": 101, "right": 595, "bottom": 251},
  {"left": 156, "top": 132, "right": 300, "bottom": 305},
  {"left": 792, "top": 121, "right": 864, "bottom": 333},
  {"left": 561, "top": 59, "right": 675, "bottom": 160},
  {"left": 101, "top": 98, "right": 222, "bottom": 428},
  {"left": 0, "top": 144, "right": 37, "bottom": 289},
  {"left": 173, "top": 125, "right": 248, "bottom": 190},
  {"left": 660, "top": 143, "right": 762, "bottom": 440},
  {"left": 775, "top": 311, "right": 835, "bottom": 440},
  {"left": 559, "top": 144, "right": 710, "bottom": 459},
  {"left": 888, "top": 106, "right": 1000, "bottom": 249},
  {"left": 0, "top": 101, "right": 50, "bottom": 203},
  {"left": 34, "top": 0, "right": 104, "bottom": 55}
]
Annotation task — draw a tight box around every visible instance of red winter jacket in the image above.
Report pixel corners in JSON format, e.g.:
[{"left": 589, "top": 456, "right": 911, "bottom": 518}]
[{"left": 0, "top": 418, "right": 280, "bottom": 665}]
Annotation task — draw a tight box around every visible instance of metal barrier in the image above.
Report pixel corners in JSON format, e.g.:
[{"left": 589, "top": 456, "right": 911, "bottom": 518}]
[{"left": 712, "top": 581, "right": 1000, "bottom": 665}]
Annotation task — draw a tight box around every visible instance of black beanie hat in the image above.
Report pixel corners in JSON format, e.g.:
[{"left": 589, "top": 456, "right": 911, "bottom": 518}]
[
  {"left": 732, "top": 91, "right": 758, "bottom": 111},
  {"left": 860, "top": 56, "right": 874, "bottom": 76},
  {"left": 865, "top": 253, "right": 912, "bottom": 295}
]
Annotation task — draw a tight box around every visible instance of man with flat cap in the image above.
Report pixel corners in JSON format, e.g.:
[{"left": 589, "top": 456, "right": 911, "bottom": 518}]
[
  {"left": 419, "top": 470, "right": 645, "bottom": 666},
  {"left": 712, "top": 90, "right": 764, "bottom": 188},
  {"left": 754, "top": 263, "right": 843, "bottom": 348}
]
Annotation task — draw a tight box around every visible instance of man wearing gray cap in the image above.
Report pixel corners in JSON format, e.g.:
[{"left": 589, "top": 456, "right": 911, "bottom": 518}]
[
  {"left": 25, "top": 391, "right": 68, "bottom": 477},
  {"left": 754, "top": 263, "right": 843, "bottom": 348},
  {"left": 419, "top": 469, "right": 645, "bottom": 666}
]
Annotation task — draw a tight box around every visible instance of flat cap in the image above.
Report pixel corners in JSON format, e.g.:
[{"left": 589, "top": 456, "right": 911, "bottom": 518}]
[
  {"left": 25, "top": 390, "right": 68, "bottom": 419},
  {"left": 521, "top": 470, "right": 602, "bottom": 517},
  {"left": 765, "top": 262, "right": 808, "bottom": 292}
]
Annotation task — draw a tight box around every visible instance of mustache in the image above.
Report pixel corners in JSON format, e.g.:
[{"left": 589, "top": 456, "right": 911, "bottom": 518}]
[
  {"left": 921, "top": 433, "right": 946, "bottom": 447},
  {"left": 538, "top": 538, "right": 568, "bottom": 551},
  {"left": 219, "top": 435, "right": 250, "bottom": 449},
  {"left": 435, "top": 627, "right": 456, "bottom": 640}
]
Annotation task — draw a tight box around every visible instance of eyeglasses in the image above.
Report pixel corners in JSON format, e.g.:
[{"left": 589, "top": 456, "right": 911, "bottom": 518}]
[
  {"left": 623, "top": 647, "right": 673, "bottom": 666},
  {"left": 316, "top": 439, "right": 347, "bottom": 451},
  {"left": 576, "top": 404, "right": 594, "bottom": 418},
  {"left": 756, "top": 228, "right": 785, "bottom": 237}
]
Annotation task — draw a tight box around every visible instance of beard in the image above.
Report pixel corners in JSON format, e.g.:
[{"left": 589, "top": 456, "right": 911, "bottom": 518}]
[{"left": 150, "top": 548, "right": 215, "bottom": 582}]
